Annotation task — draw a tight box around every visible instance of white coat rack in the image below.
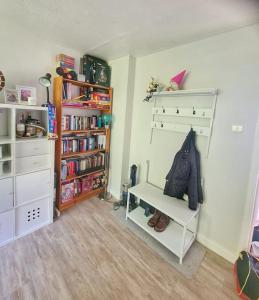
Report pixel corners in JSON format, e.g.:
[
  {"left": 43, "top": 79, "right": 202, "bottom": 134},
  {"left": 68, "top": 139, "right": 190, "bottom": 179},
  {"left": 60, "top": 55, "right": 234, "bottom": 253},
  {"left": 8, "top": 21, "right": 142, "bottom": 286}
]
[{"left": 150, "top": 88, "right": 218, "bottom": 156}]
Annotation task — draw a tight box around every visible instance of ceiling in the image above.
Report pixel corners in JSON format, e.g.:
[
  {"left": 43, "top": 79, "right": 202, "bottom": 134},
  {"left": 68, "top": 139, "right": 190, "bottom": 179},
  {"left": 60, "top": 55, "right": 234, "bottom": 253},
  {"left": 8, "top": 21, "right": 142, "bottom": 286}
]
[{"left": 1, "top": 0, "right": 259, "bottom": 60}]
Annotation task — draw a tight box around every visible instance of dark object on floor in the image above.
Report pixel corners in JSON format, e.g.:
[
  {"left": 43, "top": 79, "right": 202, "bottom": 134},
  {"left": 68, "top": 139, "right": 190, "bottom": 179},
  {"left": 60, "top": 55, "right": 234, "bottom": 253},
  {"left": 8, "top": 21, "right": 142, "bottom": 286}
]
[
  {"left": 233, "top": 251, "right": 259, "bottom": 300},
  {"left": 147, "top": 210, "right": 161, "bottom": 227},
  {"left": 82, "top": 55, "right": 111, "bottom": 87},
  {"left": 154, "top": 213, "right": 170, "bottom": 232},
  {"left": 139, "top": 199, "right": 155, "bottom": 216},
  {"left": 129, "top": 164, "right": 138, "bottom": 211},
  {"left": 164, "top": 128, "right": 203, "bottom": 210}
]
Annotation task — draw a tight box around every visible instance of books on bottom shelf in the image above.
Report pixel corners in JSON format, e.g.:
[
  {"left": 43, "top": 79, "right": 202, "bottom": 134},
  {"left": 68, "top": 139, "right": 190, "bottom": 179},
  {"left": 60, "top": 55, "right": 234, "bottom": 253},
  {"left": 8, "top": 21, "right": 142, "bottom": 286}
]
[{"left": 61, "top": 171, "right": 105, "bottom": 203}]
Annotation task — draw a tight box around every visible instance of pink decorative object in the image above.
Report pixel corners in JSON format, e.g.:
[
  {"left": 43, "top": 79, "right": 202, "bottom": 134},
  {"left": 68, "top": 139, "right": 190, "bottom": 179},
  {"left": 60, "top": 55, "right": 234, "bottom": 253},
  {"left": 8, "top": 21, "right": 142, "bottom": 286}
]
[{"left": 170, "top": 70, "right": 187, "bottom": 90}]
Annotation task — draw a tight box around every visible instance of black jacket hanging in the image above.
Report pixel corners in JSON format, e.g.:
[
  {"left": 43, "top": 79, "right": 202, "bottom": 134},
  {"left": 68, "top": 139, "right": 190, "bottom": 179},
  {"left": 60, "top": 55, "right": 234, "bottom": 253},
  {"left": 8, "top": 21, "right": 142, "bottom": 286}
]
[{"left": 164, "top": 129, "right": 203, "bottom": 210}]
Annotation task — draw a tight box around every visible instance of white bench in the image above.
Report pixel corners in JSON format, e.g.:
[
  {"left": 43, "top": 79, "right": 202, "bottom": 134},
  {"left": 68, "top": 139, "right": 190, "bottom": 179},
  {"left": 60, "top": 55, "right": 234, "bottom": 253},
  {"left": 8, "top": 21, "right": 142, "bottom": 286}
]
[{"left": 126, "top": 182, "right": 200, "bottom": 264}]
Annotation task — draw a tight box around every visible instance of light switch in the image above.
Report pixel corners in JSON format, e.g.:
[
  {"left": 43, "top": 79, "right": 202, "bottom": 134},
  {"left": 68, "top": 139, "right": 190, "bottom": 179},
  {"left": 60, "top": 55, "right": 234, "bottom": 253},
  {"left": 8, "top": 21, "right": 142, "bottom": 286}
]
[{"left": 232, "top": 125, "right": 243, "bottom": 132}]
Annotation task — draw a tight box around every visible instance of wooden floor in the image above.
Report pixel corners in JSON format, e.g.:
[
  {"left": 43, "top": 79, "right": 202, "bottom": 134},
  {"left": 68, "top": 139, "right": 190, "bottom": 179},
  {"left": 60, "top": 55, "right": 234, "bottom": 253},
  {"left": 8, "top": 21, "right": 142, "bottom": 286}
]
[{"left": 0, "top": 199, "right": 239, "bottom": 300}]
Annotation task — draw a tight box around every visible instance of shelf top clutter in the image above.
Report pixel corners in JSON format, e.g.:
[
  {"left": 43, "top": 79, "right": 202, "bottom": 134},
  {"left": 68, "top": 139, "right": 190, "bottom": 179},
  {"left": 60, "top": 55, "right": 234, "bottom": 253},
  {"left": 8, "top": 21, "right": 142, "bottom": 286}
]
[
  {"left": 0, "top": 103, "right": 48, "bottom": 111},
  {"left": 60, "top": 77, "right": 112, "bottom": 111}
]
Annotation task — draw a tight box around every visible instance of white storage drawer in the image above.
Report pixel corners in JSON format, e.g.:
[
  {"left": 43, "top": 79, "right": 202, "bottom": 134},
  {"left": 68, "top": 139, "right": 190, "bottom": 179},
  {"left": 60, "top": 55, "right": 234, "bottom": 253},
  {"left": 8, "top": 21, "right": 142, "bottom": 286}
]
[
  {"left": 16, "top": 155, "right": 50, "bottom": 174},
  {"left": 0, "top": 177, "right": 13, "bottom": 213},
  {"left": 0, "top": 210, "right": 14, "bottom": 245},
  {"left": 16, "top": 169, "right": 51, "bottom": 206},
  {"left": 16, "top": 140, "right": 50, "bottom": 158},
  {"left": 15, "top": 197, "right": 50, "bottom": 236}
]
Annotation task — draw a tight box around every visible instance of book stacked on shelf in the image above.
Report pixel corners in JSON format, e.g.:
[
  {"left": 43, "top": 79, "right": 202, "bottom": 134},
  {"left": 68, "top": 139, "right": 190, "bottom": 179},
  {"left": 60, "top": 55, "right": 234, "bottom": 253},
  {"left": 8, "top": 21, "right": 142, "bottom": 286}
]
[
  {"left": 62, "top": 115, "right": 102, "bottom": 131},
  {"left": 61, "top": 134, "right": 106, "bottom": 154},
  {"left": 61, "top": 171, "right": 105, "bottom": 203},
  {"left": 61, "top": 153, "right": 105, "bottom": 181},
  {"left": 92, "top": 88, "right": 110, "bottom": 101},
  {"left": 62, "top": 83, "right": 81, "bottom": 102},
  {"left": 56, "top": 54, "right": 75, "bottom": 70}
]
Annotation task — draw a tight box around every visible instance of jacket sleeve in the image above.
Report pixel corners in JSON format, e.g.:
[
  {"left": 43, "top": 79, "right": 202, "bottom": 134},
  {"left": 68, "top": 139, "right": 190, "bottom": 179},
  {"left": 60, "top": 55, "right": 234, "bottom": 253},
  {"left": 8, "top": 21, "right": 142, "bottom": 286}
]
[
  {"left": 195, "top": 149, "right": 203, "bottom": 203},
  {"left": 187, "top": 143, "right": 200, "bottom": 210}
]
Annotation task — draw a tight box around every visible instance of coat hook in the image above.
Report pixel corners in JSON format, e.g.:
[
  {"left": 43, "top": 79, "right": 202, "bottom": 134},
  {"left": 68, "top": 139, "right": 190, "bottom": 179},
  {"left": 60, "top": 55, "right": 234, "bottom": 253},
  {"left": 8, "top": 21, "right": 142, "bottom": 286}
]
[
  {"left": 162, "top": 106, "right": 165, "bottom": 113},
  {"left": 161, "top": 122, "right": 164, "bottom": 128},
  {"left": 193, "top": 107, "right": 196, "bottom": 115},
  {"left": 176, "top": 107, "right": 179, "bottom": 114}
]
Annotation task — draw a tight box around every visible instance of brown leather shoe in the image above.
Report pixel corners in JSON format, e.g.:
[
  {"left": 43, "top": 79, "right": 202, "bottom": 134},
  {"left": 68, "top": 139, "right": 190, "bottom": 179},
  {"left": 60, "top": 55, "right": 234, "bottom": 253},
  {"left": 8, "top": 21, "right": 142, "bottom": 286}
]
[
  {"left": 154, "top": 213, "right": 170, "bottom": 232},
  {"left": 147, "top": 210, "right": 161, "bottom": 227}
]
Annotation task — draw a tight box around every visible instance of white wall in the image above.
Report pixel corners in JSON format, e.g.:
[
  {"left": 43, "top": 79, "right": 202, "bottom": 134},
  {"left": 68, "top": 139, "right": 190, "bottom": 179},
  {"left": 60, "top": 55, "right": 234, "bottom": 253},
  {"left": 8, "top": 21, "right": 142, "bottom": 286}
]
[
  {"left": 240, "top": 117, "right": 259, "bottom": 251},
  {"left": 125, "top": 24, "right": 259, "bottom": 262},
  {"left": 108, "top": 56, "right": 135, "bottom": 199},
  {"left": 0, "top": 21, "right": 82, "bottom": 105}
]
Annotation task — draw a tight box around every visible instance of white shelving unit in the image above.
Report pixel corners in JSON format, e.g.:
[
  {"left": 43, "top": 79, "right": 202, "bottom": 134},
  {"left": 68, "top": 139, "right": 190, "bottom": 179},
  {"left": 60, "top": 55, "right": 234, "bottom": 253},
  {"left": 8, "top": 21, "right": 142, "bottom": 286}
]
[
  {"left": 0, "top": 103, "right": 54, "bottom": 247},
  {"left": 150, "top": 88, "right": 218, "bottom": 156},
  {"left": 126, "top": 182, "right": 200, "bottom": 264}
]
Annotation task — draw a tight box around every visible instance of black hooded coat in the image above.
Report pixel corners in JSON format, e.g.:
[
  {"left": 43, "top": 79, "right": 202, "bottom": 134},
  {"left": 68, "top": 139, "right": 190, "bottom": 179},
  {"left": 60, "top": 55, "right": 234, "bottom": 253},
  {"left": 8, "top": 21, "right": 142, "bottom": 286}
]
[{"left": 164, "top": 129, "right": 203, "bottom": 210}]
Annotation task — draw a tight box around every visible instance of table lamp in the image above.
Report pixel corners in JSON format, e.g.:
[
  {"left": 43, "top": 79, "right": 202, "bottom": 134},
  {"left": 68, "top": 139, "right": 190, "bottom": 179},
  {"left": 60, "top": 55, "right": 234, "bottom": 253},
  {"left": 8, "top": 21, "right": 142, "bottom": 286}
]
[{"left": 39, "top": 73, "right": 51, "bottom": 107}]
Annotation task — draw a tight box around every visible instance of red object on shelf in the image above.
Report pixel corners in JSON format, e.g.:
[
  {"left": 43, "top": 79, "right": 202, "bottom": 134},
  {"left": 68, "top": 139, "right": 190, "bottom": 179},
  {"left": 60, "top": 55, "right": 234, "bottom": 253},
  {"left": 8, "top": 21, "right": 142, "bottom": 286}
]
[
  {"left": 81, "top": 175, "right": 93, "bottom": 193},
  {"left": 61, "top": 182, "right": 74, "bottom": 203}
]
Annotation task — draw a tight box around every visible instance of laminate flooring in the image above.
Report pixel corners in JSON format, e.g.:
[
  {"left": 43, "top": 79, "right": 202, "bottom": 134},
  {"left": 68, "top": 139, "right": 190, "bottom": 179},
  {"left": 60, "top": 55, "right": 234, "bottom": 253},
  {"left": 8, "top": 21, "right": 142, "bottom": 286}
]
[{"left": 0, "top": 199, "right": 239, "bottom": 300}]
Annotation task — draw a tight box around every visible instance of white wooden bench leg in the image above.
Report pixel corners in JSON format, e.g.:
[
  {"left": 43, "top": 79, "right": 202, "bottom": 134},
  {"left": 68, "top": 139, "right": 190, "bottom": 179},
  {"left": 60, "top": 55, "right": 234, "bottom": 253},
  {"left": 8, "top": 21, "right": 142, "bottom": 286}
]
[
  {"left": 193, "top": 213, "right": 199, "bottom": 239},
  {"left": 179, "top": 225, "right": 187, "bottom": 264}
]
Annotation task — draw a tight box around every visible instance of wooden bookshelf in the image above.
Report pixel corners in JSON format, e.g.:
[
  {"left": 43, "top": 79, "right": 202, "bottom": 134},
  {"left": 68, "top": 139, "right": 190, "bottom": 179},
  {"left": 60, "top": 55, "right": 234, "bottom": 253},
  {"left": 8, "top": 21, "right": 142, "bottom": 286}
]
[
  {"left": 54, "top": 76, "right": 112, "bottom": 212},
  {"left": 61, "top": 148, "right": 104, "bottom": 159},
  {"left": 61, "top": 168, "right": 105, "bottom": 183},
  {"left": 62, "top": 104, "right": 110, "bottom": 111},
  {"left": 62, "top": 128, "right": 106, "bottom": 135}
]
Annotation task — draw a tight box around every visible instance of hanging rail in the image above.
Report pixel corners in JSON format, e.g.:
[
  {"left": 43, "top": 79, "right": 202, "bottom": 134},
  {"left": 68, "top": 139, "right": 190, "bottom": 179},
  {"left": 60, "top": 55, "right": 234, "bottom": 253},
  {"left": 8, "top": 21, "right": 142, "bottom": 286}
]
[
  {"left": 152, "top": 107, "right": 213, "bottom": 119},
  {"left": 151, "top": 121, "right": 210, "bottom": 137},
  {"left": 150, "top": 88, "right": 218, "bottom": 156}
]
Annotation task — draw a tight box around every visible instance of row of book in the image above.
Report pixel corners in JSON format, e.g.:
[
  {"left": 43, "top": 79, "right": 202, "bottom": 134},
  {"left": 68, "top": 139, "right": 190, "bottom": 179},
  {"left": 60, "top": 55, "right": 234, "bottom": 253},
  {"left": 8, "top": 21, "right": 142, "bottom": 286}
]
[
  {"left": 61, "top": 172, "right": 105, "bottom": 203},
  {"left": 61, "top": 134, "right": 106, "bottom": 154},
  {"left": 63, "top": 83, "right": 79, "bottom": 100},
  {"left": 62, "top": 115, "right": 102, "bottom": 131},
  {"left": 61, "top": 153, "right": 105, "bottom": 180},
  {"left": 92, "top": 88, "right": 110, "bottom": 102}
]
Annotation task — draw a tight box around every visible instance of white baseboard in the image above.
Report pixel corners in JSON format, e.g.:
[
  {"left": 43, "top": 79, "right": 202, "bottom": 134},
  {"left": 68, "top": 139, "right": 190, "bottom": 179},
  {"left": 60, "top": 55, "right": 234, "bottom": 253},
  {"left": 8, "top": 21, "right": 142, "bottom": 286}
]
[
  {"left": 197, "top": 233, "right": 237, "bottom": 263},
  {"left": 109, "top": 188, "right": 120, "bottom": 200}
]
